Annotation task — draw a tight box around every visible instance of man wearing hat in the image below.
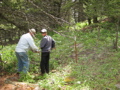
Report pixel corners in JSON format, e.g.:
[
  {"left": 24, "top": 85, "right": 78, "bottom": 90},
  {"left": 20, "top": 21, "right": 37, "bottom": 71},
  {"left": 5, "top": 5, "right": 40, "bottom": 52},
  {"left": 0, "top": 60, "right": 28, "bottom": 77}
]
[
  {"left": 15, "top": 28, "right": 40, "bottom": 74},
  {"left": 40, "top": 29, "right": 55, "bottom": 75}
]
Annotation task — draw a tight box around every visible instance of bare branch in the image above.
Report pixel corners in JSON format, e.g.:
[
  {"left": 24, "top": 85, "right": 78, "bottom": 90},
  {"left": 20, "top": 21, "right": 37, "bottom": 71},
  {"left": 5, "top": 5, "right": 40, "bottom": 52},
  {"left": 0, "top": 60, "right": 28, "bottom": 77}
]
[{"left": 28, "top": 0, "right": 71, "bottom": 25}]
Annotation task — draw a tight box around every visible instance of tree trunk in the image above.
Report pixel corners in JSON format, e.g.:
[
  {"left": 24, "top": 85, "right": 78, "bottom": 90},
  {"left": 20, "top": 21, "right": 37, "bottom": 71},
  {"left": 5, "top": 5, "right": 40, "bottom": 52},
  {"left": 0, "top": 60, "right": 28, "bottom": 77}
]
[
  {"left": 78, "top": 0, "right": 86, "bottom": 22},
  {"left": 93, "top": 16, "right": 98, "bottom": 23},
  {"left": 113, "top": 21, "right": 119, "bottom": 50},
  {"left": 88, "top": 18, "right": 91, "bottom": 25}
]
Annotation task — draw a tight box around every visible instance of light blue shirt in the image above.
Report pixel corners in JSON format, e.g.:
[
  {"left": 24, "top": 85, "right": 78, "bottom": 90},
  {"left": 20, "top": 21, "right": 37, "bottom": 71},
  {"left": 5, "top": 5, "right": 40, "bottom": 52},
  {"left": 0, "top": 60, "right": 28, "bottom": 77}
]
[{"left": 15, "top": 33, "right": 38, "bottom": 52}]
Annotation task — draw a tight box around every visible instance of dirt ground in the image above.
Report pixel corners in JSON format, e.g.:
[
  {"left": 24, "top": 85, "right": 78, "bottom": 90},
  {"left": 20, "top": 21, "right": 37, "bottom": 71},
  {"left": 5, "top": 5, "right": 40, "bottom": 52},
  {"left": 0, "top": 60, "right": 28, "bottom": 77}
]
[{"left": 0, "top": 73, "right": 40, "bottom": 90}]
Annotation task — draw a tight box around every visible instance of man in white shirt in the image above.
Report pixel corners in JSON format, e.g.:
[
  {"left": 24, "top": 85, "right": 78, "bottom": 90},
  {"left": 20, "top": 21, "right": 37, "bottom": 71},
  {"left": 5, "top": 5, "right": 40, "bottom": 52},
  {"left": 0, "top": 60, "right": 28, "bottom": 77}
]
[{"left": 15, "top": 28, "right": 39, "bottom": 74}]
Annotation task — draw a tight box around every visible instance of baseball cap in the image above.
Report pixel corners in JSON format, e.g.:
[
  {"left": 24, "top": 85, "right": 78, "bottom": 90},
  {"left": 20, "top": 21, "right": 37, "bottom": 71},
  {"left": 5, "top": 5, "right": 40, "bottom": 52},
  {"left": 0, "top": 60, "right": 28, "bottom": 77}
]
[
  {"left": 29, "top": 28, "right": 36, "bottom": 38},
  {"left": 29, "top": 28, "right": 36, "bottom": 34},
  {"left": 41, "top": 29, "right": 47, "bottom": 33}
]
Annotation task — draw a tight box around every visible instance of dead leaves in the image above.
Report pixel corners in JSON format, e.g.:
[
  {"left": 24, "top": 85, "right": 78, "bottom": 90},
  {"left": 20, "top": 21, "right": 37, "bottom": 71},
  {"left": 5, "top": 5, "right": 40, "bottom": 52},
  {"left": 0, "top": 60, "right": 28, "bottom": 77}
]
[{"left": 64, "top": 76, "right": 75, "bottom": 83}]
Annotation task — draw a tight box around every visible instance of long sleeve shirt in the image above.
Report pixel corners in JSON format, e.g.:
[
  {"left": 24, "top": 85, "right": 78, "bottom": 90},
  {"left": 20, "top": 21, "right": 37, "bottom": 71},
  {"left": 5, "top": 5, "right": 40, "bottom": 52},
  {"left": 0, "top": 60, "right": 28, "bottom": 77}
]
[
  {"left": 40, "top": 35, "right": 55, "bottom": 52},
  {"left": 15, "top": 33, "right": 38, "bottom": 52}
]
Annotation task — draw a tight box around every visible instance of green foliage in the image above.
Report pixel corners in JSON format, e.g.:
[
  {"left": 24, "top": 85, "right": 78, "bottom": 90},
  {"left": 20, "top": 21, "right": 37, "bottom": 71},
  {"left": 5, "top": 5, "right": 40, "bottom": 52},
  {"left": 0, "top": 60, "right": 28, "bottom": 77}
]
[
  {"left": 1, "top": 21, "right": 120, "bottom": 89},
  {"left": 61, "top": 0, "right": 74, "bottom": 11},
  {"left": 85, "top": 0, "right": 120, "bottom": 22},
  {"left": 0, "top": 45, "right": 17, "bottom": 72},
  {"left": 18, "top": 72, "right": 35, "bottom": 83},
  {"left": 49, "top": 59, "right": 59, "bottom": 70},
  {"left": 69, "top": 22, "right": 88, "bottom": 31}
]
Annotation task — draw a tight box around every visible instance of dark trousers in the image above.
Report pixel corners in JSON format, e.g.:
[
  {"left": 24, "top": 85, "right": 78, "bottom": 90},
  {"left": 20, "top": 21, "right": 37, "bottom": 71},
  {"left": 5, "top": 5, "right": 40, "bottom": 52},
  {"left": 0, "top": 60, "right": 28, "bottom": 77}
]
[{"left": 40, "top": 52, "right": 50, "bottom": 74}]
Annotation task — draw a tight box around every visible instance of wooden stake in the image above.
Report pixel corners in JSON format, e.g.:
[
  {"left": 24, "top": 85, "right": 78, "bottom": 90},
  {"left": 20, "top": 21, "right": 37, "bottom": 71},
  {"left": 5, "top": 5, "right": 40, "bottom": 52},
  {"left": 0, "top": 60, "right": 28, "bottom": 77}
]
[{"left": 74, "top": 36, "right": 78, "bottom": 63}]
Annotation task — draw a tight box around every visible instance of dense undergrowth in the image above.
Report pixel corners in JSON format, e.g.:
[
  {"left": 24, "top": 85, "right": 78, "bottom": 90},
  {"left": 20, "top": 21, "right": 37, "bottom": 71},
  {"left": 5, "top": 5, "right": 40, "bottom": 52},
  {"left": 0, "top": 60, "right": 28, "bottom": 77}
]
[{"left": 0, "top": 21, "right": 120, "bottom": 90}]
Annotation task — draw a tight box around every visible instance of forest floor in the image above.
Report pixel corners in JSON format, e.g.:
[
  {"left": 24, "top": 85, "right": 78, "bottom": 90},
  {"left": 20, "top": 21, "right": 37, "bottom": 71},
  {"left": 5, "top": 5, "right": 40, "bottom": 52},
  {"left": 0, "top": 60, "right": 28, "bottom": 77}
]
[{"left": 0, "top": 72, "right": 40, "bottom": 90}]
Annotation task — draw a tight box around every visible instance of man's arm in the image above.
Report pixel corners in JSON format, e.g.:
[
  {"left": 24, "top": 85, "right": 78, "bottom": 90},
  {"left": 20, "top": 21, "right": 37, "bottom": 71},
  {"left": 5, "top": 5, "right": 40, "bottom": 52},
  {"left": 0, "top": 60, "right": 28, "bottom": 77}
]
[
  {"left": 40, "top": 38, "right": 47, "bottom": 49},
  {"left": 27, "top": 38, "right": 39, "bottom": 52}
]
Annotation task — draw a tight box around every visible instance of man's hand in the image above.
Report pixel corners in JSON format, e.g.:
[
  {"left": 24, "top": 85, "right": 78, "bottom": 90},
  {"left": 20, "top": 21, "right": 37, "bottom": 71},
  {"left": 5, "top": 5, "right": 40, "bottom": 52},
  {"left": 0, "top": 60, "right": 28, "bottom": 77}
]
[
  {"left": 36, "top": 50, "right": 40, "bottom": 53},
  {"left": 33, "top": 50, "right": 40, "bottom": 53}
]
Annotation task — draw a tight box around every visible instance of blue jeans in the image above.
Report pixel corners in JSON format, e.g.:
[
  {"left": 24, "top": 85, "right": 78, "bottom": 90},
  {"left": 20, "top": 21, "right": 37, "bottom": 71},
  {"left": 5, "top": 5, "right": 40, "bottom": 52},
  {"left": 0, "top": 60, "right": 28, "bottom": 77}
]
[{"left": 15, "top": 52, "right": 29, "bottom": 73}]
